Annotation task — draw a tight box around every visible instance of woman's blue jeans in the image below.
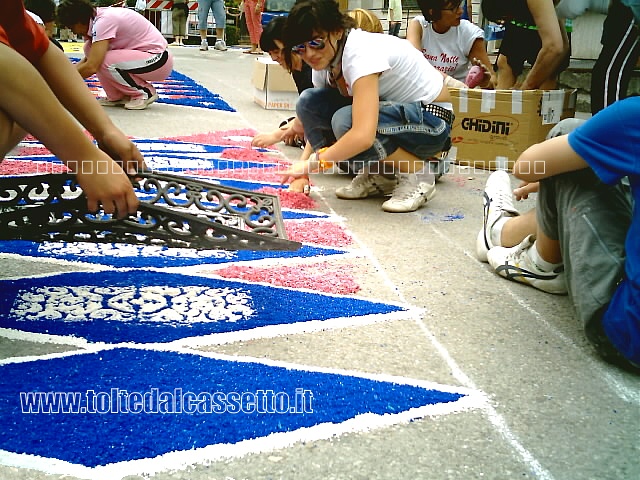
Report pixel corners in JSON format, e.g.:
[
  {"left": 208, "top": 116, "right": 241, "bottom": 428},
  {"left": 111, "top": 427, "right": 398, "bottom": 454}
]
[{"left": 296, "top": 87, "right": 451, "bottom": 174}]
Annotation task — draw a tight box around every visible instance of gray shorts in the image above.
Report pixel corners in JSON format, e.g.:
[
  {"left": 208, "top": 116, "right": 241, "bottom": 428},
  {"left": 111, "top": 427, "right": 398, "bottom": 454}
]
[{"left": 536, "top": 169, "right": 632, "bottom": 341}]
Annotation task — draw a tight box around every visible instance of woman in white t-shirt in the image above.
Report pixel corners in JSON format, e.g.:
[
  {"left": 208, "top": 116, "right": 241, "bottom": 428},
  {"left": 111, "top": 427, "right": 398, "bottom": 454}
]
[
  {"left": 57, "top": 0, "right": 173, "bottom": 110},
  {"left": 407, "top": 0, "right": 496, "bottom": 87},
  {"left": 281, "top": 0, "right": 454, "bottom": 213}
]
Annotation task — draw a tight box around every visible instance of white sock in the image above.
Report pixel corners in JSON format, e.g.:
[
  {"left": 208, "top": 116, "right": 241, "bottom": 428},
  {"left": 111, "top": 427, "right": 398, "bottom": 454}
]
[
  {"left": 414, "top": 169, "right": 435, "bottom": 185},
  {"left": 528, "top": 240, "right": 562, "bottom": 272},
  {"left": 489, "top": 216, "right": 510, "bottom": 247}
]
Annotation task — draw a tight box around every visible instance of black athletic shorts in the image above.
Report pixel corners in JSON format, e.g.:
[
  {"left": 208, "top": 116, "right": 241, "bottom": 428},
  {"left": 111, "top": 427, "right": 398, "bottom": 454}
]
[{"left": 498, "top": 22, "right": 570, "bottom": 77}]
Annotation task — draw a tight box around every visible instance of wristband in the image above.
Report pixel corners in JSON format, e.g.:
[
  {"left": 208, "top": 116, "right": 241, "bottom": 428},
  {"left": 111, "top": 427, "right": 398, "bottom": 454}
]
[{"left": 316, "top": 147, "right": 333, "bottom": 170}]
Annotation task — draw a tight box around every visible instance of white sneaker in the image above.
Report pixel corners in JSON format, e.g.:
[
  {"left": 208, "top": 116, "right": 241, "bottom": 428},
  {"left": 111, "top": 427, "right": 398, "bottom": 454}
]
[
  {"left": 476, "top": 170, "right": 520, "bottom": 262},
  {"left": 200, "top": 39, "right": 209, "bottom": 51},
  {"left": 98, "top": 97, "right": 128, "bottom": 107},
  {"left": 124, "top": 93, "right": 159, "bottom": 110},
  {"left": 214, "top": 39, "right": 227, "bottom": 51},
  {"left": 381, "top": 174, "right": 436, "bottom": 213},
  {"left": 335, "top": 173, "right": 398, "bottom": 200},
  {"left": 487, "top": 235, "right": 568, "bottom": 295}
]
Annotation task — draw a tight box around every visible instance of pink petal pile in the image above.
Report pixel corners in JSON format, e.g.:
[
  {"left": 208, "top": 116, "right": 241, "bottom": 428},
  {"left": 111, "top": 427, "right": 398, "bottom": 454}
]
[
  {"left": 212, "top": 262, "right": 360, "bottom": 294},
  {"left": 285, "top": 220, "right": 353, "bottom": 247}
]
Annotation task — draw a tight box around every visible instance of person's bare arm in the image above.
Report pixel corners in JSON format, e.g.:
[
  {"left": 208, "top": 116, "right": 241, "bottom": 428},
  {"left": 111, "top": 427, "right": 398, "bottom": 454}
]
[
  {"left": 520, "top": 0, "right": 569, "bottom": 89},
  {"left": 34, "top": 43, "right": 145, "bottom": 176},
  {"left": 281, "top": 74, "right": 380, "bottom": 178},
  {"left": 468, "top": 39, "right": 497, "bottom": 88},
  {"left": 1, "top": 43, "right": 139, "bottom": 217},
  {"left": 251, "top": 128, "right": 285, "bottom": 148},
  {"left": 76, "top": 39, "right": 109, "bottom": 78},
  {"left": 513, "top": 135, "right": 588, "bottom": 182},
  {"left": 406, "top": 18, "right": 424, "bottom": 52}
]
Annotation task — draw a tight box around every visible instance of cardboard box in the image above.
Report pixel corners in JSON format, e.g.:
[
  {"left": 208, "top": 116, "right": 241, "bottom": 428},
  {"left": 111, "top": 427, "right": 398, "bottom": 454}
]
[
  {"left": 449, "top": 88, "right": 577, "bottom": 170},
  {"left": 252, "top": 57, "right": 299, "bottom": 111}
]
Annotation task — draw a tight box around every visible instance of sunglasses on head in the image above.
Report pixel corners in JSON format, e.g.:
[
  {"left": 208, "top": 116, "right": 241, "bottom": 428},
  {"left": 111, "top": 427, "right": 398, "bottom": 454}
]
[{"left": 291, "top": 37, "right": 326, "bottom": 54}]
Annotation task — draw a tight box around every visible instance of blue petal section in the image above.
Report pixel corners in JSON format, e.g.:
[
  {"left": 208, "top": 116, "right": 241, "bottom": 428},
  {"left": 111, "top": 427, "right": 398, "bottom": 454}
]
[
  {"left": 0, "top": 348, "right": 464, "bottom": 467},
  {"left": 281, "top": 210, "right": 329, "bottom": 220},
  {"left": 0, "top": 241, "right": 345, "bottom": 268},
  {"left": 215, "top": 179, "right": 285, "bottom": 190},
  {"left": 80, "top": 67, "right": 235, "bottom": 112},
  {"left": 0, "top": 271, "right": 404, "bottom": 343}
]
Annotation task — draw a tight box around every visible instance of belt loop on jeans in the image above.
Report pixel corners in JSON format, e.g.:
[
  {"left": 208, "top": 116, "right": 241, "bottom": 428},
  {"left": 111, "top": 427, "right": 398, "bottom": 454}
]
[{"left": 421, "top": 102, "right": 454, "bottom": 126}]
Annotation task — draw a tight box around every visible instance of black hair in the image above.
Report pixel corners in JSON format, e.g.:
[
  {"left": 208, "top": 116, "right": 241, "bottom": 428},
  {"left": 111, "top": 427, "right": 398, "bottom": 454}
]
[
  {"left": 282, "top": 0, "right": 355, "bottom": 70},
  {"left": 259, "top": 15, "right": 287, "bottom": 52},
  {"left": 416, "top": 0, "right": 462, "bottom": 22},
  {"left": 56, "top": 0, "right": 97, "bottom": 29},
  {"left": 24, "top": 0, "right": 56, "bottom": 23}
]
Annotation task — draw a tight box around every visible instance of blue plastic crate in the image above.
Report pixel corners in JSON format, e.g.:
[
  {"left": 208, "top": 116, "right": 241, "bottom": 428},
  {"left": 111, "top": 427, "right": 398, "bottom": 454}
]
[
  {"left": 261, "top": 11, "right": 288, "bottom": 27},
  {"left": 484, "top": 23, "right": 505, "bottom": 41},
  {"left": 261, "top": 0, "right": 295, "bottom": 27}
]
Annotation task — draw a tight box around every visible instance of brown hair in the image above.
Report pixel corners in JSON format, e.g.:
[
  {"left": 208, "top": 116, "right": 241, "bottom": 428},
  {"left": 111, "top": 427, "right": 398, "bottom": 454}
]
[{"left": 347, "top": 8, "right": 383, "bottom": 34}]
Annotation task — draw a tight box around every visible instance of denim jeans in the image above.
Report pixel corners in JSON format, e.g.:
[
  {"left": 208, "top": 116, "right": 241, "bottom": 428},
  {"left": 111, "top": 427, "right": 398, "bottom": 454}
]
[
  {"left": 296, "top": 87, "right": 451, "bottom": 173},
  {"left": 198, "top": 0, "right": 226, "bottom": 30}
]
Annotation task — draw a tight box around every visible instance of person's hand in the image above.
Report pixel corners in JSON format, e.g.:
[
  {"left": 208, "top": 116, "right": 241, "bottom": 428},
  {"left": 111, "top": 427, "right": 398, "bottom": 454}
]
[
  {"left": 251, "top": 131, "right": 282, "bottom": 148},
  {"left": 97, "top": 129, "right": 147, "bottom": 175},
  {"left": 74, "top": 156, "right": 140, "bottom": 219},
  {"left": 470, "top": 58, "right": 495, "bottom": 89},
  {"left": 288, "top": 176, "right": 310, "bottom": 195},
  {"left": 283, "top": 133, "right": 304, "bottom": 147},
  {"left": 280, "top": 158, "right": 313, "bottom": 185},
  {"left": 513, "top": 181, "right": 539, "bottom": 201},
  {"left": 255, "top": 1, "right": 262, "bottom": 13},
  {"left": 280, "top": 122, "right": 303, "bottom": 146}
]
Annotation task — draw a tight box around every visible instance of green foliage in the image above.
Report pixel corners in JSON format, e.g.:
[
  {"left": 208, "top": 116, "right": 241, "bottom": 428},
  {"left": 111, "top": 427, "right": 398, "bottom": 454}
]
[{"left": 225, "top": 25, "right": 239, "bottom": 46}]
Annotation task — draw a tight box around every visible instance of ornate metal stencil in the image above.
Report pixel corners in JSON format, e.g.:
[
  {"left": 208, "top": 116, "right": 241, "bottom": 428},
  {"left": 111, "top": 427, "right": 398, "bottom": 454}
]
[{"left": 0, "top": 172, "right": 301, "bottom": 251}]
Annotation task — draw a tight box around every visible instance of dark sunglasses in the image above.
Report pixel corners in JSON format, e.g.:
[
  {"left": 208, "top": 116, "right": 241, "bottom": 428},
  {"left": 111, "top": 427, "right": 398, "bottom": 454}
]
[{"left": 291, "top": 37, "right": 327, "bottom": 55}]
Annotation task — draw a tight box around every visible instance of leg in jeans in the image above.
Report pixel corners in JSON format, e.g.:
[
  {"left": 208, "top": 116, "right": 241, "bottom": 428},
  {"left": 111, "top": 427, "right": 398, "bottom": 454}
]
[
  {"left": 198, "top": 0, "right": 213, "bottom": 41},
  {"left": 536, "top": 169, "right": 632, "bottom": 354},
  {"left": 331, "top": 101, "right": 449, "bottom": 172},
  {"left": 331, "top": 100, "right": 451, "bottom": 212},
  {"left": 295, "top": 87, "right": 353, "bottom": 150},
  {"left": 211, "top": 0, "right": 227, "bottom": 44}
]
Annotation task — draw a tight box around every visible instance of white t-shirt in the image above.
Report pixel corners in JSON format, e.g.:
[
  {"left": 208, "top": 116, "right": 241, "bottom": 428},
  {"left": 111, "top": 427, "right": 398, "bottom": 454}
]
[
  {"left": 412, "top": 16, "right": 483, "bottom": 82},
  {"left": 26, "top": 11, "right": 44, "bottom": 26},
  {"left": 313, "top": 29, "right": 448, "bottom": 107}
]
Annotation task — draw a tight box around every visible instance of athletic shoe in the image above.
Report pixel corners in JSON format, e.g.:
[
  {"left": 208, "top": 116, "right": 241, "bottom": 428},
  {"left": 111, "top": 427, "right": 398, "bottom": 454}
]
[
  {"left": 335, "top": 173, "right": 398, "bottom": 200},
  {"left": 476, "top": 170, "right": 520, "bottom": 262},
  {"left": 381, "top": 174, "right": 436, "bottom": 213},
  {"left": 487, "top": 235, "right": 568, "bottom": 295},
  {"left": 214, "top": 39, "right": 227, "bottom": 51},
  {"left": 124, "top": 93, "right": 159, "bottom": 110},
  {"left": 98, "top": 97, "right": 128, "bottom": 107},
  {"left": 200, "top": 39, "right": 209, "bottom": 51}
]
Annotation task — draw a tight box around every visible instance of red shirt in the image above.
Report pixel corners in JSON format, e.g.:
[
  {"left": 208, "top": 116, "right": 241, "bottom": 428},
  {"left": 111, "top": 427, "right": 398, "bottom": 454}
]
[{"left": 0, "top": 0, "right": 50, "bottom": 64}]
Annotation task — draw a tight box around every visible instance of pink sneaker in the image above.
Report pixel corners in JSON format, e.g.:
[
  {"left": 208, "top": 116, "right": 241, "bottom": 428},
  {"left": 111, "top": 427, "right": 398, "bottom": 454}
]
[
  {"left": 98, "top": 97, "right": 129, "bottom": 107},
  {"left": 124, "top": 93, "right": 159, "bottom": 110}
]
